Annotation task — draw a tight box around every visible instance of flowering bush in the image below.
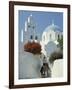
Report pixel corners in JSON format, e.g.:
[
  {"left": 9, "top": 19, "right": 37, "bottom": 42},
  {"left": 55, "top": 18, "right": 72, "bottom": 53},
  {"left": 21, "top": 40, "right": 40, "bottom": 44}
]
[{"left": 24, "top": 41, "right": 41, "bottom": 54}]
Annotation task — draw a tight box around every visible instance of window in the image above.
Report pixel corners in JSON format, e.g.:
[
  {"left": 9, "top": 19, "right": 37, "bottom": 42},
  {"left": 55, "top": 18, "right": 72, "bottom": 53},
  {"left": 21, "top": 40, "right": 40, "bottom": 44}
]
[
  {"left": 35, "top": 36, "right": 38, "bottom": 40},
  {"left": 58, "top": 34, "right": 60, "bottom": 40},
  {"left": 50, "top": 34, "right": 52, "bottom": 40},
  {"left": 30, "top": 35, "right": 33, "bottom": 39}
]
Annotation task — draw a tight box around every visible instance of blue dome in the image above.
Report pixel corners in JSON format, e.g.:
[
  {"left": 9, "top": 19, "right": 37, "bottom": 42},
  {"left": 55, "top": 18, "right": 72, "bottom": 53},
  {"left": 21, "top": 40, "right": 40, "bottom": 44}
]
[{"left": 45, "top": 23, "right": 61, "bottom": 32}]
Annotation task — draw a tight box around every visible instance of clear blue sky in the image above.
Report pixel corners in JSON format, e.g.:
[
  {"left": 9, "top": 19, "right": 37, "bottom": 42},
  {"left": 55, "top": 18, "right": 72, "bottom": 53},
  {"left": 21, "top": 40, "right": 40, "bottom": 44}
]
[{"left": 18, "top": 10, "right": 63, "bottom": 38}]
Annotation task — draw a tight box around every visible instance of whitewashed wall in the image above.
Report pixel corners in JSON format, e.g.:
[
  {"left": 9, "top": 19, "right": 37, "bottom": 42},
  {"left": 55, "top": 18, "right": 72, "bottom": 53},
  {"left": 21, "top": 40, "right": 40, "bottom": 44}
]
[
  {"left": 51, "top": 59, "right": 63, "bottom": 77},
  {"left": 19, "top": 52, "right": 42, "bottom": 79}
]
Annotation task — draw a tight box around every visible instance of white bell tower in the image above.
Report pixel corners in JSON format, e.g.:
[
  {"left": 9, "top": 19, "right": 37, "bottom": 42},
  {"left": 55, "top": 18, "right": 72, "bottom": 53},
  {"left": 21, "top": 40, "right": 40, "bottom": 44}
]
[{"left": 24, "top": 14, "right": 38, "bottom": 43}]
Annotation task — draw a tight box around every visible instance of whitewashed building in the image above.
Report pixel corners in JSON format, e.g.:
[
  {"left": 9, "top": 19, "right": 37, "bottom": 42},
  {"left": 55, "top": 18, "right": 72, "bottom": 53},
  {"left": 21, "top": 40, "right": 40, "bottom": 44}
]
[{"left": 41, "top": 22, "right": 63, "bottom": 56}]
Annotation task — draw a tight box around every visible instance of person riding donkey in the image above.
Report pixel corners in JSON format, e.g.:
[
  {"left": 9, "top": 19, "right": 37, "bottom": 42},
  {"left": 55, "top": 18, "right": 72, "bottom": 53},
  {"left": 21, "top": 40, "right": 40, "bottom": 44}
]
[{"left": 40, "top": 56, "right": 51, "bottom": 78}]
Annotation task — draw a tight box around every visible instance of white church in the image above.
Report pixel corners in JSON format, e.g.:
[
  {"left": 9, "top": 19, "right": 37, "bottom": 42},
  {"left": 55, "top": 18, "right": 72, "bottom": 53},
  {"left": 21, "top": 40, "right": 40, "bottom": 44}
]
[
  {"left": 21, "top": 14, "right": 40, "bottom": 44},
  {"left": 41, "top": 21, "right": 63, "bottom": 57}
]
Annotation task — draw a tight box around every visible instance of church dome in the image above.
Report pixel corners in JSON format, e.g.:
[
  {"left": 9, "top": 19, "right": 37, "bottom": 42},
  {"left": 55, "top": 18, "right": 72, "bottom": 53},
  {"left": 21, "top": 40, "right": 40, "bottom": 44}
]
[{"left": 44, "top": 22, "right": 61, "bottom": 32}]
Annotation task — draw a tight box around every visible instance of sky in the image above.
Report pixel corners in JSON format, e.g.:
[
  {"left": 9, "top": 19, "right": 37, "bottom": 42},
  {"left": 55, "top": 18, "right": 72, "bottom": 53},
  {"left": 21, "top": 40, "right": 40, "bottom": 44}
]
[{"left": 18, "top": 10, "right": 63, "bottom": 42}]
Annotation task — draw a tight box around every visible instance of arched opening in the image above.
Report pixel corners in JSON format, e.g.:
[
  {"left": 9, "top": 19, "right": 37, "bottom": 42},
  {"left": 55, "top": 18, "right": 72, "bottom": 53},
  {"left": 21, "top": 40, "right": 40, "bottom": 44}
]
[
  {"left": 49, "top": 34, "right": 52, "bottom": 40},
  {"left": 30, "top": 35, "right": 33, "bottom": 39},
  {"left": 35, "top": 36, "right": 38, "bottom": 40},
  {"left": 58, "top": 34, "right": 60, "bottom": 40}
]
